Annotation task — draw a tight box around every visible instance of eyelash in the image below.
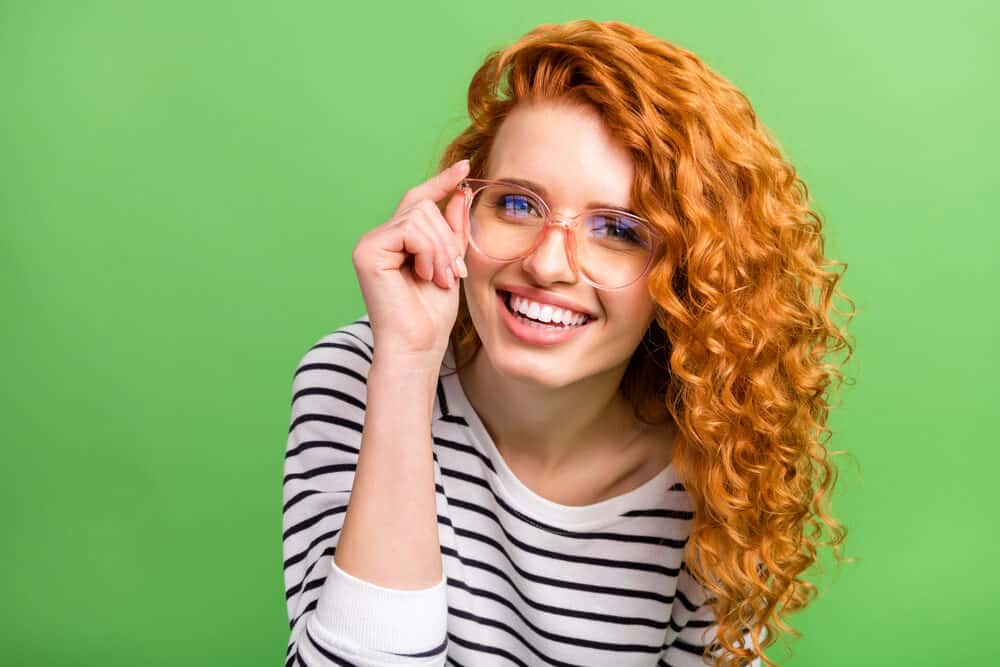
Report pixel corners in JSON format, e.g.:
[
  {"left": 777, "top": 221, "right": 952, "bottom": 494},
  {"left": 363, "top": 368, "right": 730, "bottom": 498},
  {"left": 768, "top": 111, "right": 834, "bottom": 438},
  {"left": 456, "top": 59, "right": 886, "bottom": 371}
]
[{"left": 496, "top": 194, "right": 541, "bottom": 216}]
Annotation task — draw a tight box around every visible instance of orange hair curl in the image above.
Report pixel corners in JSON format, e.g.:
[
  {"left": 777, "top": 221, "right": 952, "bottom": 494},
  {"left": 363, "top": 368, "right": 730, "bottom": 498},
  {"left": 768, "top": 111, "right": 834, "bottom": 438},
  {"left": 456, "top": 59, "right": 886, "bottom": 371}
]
[{"left": 438, "top": 19, "right": 856, "bottom": 666}]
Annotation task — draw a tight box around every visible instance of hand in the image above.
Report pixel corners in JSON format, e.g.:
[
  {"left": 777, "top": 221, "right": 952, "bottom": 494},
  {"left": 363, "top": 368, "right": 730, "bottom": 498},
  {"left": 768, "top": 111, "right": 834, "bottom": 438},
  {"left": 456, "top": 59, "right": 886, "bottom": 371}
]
[{"left": 352, "top": 158, "right": 471, "bottom": 369}]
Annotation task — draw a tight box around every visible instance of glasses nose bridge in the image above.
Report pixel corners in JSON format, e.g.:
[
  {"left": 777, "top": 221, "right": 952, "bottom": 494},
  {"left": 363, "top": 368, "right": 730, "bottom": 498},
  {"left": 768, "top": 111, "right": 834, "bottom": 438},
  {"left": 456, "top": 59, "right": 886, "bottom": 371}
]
[
  {"left": 545, "top": 207, "right": 587, "bottom": 230},
  {"left": 526, "top": 210, "right": 584, "bottom": 281},
  {"left": 538, "top": 210, "right": 581, "bottom": 254},
  {"left": 540, "top": 208, "right": 587, "bottom": 247}
]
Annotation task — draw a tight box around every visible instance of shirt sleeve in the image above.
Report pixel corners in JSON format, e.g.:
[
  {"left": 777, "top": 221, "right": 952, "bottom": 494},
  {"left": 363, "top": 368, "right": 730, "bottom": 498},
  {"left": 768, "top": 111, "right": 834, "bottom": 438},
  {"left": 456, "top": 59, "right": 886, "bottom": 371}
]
[
  {"left": 282, "top": 327, "right": 449, "bottom": 666},
  {"left": 662, "top": 561, "right": 764, "bottom": 666}
]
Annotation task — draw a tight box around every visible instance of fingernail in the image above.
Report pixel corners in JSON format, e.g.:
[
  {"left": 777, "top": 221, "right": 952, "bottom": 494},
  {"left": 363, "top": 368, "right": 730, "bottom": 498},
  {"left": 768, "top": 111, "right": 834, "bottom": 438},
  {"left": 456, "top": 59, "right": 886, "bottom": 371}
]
[
  {"left": 454, "top": 256, "right": 468, "bottom": 278},
  {"left": 452, "top": 158, "right": 470, "bottom": 172},
  {"left": 445, "top": 266, "right": 455, "bottom": 286}
]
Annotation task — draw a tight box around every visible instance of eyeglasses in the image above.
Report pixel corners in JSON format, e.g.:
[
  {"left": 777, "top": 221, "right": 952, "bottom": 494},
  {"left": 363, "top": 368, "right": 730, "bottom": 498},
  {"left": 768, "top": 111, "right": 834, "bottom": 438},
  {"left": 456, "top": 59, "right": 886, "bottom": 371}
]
[{"left": 457, "top": 178, "right": 662, "bottom": 290}]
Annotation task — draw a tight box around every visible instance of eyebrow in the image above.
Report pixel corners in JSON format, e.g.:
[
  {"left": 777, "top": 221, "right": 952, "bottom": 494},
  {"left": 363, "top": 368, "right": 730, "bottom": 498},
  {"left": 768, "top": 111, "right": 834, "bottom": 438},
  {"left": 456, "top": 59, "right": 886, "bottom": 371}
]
[{"left": 495, "top": 177, "right": 641, "bottom": 217}]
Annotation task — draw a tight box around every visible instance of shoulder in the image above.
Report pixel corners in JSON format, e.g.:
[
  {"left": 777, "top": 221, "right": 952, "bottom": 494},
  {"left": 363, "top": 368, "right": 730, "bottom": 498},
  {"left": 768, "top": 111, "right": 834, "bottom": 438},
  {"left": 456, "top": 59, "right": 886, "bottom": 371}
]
[
  {"left": 290, "top": 313, "right": 454, "bottom": 425},
  {"left": 292, "top": 315, "right": 373, "bottom": 378},
  {"left": 288, "top": 314, "right": 376, "bottom": 416},
  {"left": 299, "top": 314, "right": 373, "bottom": 362}
]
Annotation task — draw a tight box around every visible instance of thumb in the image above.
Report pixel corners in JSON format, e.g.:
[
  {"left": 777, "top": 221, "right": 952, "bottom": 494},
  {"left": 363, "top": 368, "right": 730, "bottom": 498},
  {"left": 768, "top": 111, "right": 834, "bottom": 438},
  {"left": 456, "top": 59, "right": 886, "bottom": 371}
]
[{"left": 443, "top": 184, "right": 470, "bottom": 253}]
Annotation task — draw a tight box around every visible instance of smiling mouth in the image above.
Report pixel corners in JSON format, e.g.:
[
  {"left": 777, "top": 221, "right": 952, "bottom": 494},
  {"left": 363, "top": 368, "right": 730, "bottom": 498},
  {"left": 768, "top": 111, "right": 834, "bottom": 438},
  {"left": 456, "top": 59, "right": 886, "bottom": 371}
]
[{"left": 497, "top": 290, "right": 595, "bottom": 328}]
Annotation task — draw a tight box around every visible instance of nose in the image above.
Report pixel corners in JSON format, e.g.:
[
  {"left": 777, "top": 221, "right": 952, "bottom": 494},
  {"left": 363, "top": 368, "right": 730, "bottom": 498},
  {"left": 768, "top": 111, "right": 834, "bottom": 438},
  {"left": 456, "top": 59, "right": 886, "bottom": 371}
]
[{"left": 520, "top": 217, "right": 578, "bottom": 284}]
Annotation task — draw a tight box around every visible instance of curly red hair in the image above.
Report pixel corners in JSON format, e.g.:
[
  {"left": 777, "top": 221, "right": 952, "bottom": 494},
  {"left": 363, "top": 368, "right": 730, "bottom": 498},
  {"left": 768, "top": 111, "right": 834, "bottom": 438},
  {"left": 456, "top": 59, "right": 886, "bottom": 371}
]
[{"left": 437, "top": 19, "right": 856, "bottom": 666}]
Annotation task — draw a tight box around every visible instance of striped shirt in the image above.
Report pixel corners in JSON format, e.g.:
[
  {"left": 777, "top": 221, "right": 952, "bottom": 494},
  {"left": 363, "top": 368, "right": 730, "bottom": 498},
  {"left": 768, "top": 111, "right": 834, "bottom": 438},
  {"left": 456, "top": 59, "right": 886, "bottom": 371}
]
[{"left": 283, "top": 314, "right": 762, "bottom": 666}]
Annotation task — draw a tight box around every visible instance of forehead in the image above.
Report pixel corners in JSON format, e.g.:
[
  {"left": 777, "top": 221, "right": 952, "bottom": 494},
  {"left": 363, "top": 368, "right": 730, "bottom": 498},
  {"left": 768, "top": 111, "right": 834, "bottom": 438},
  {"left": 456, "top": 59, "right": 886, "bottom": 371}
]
[{"left": 486, "top": 100, "right": 634, "bottom": 207}]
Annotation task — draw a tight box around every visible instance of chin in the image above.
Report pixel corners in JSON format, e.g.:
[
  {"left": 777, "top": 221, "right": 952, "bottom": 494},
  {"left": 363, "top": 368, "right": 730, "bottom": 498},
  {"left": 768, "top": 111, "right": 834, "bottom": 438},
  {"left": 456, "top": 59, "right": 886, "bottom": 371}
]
[{"left": 483, "top": 345, "right": 580, "bottom": 389}]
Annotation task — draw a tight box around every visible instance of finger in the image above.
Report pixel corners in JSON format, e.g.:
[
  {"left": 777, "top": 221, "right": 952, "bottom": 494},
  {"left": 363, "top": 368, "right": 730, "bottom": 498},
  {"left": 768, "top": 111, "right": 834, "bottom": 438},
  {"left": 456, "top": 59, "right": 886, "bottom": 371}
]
[
  {"left": 373, "top": 211, "right": 438, "bottom": 281},
  {"left": 401, "top": 222, "right": 438, "bottom": 283},
  {"left": 414, "top": 201, "right": 460, "bottom": 288},
  {"left": 394, "top": 158, "right": 470, "bottom": 216},
  {"left": 439, "top": 191, "right": 469, "bottom": 279},
  {"left": 442, "top": 186, "right": 469, "bottom": 253},
  {"left": 417, "top": 199, "right": 463, "bottom": 258}
]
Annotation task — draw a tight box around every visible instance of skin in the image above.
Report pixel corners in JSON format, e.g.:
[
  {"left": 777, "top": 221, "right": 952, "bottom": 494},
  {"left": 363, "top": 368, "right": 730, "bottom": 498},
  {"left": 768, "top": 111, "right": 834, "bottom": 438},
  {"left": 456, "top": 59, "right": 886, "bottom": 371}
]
[{"left": 457, "top": 98, "right": 676, "bottom": 505}]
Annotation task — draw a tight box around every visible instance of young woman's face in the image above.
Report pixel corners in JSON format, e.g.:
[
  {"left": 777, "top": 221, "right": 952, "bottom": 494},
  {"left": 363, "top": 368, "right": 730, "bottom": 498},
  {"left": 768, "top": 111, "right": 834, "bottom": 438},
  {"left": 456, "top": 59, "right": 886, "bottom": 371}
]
[{"left": 461, "top": 100, "right": 657, "bottom": 389}]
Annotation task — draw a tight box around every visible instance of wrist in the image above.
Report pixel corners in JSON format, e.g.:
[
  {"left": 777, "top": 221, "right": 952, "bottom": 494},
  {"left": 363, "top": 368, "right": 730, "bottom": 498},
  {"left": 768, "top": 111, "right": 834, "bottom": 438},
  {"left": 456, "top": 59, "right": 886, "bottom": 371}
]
[{"left": 370, "top": 352, "right": 442, "bottom": 386}]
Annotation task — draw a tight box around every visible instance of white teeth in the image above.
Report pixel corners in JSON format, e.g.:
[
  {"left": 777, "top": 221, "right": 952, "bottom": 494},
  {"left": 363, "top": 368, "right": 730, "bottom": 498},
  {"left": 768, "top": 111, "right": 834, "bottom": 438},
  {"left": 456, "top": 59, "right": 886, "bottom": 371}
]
[{"left": 508, "top": 293, "right": 589, "bottom": 326}]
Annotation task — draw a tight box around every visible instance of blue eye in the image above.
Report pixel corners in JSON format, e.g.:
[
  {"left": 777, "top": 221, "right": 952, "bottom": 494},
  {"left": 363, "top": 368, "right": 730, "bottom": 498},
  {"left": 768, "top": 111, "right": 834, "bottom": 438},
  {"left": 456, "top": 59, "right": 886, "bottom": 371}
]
[
  {"left": 495, "top": 193, "right": 541, "bottom": 218},
  {"left": 589, "top": 214, "right": 648, "bottom": 247}
]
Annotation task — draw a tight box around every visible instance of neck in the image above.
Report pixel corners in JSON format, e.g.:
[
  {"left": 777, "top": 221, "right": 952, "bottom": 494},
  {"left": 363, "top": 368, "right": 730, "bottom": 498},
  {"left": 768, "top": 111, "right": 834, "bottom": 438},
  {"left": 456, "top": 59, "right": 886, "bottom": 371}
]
[{"left": 456, "top": 342, "right": 642, "bottom": 476}]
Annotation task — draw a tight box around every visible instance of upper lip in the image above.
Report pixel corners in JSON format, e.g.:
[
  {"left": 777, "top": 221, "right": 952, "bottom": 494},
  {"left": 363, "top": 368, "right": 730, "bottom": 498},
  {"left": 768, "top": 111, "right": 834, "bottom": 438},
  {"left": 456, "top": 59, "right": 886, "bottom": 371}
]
[{"left": 497, "top": 284, "right": 597, "bottom": 319}]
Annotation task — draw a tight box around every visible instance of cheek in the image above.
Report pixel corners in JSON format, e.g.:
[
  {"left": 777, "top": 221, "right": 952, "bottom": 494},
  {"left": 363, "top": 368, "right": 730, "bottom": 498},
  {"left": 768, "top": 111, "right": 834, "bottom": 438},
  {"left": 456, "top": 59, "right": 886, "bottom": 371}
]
[
  {"left": 460, "top": 260, "right": 500, "bottom": 322},
  {"left": 602, "top": 288, "right": 656, "bottom": 328}
]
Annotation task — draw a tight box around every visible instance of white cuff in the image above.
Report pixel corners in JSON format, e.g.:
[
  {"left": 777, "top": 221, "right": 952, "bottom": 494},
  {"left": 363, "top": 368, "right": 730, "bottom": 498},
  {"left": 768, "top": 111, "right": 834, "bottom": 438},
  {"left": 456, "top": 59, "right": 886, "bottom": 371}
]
[{"left": 312, "top": 556, "right": 448, "bottom": 655}]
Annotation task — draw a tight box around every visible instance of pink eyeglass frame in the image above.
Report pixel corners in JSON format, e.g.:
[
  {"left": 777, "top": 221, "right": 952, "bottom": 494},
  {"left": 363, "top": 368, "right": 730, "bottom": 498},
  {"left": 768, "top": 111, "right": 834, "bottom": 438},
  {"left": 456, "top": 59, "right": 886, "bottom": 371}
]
[{"left": 455, "top": 177, "right": 663, "bottom": 290}]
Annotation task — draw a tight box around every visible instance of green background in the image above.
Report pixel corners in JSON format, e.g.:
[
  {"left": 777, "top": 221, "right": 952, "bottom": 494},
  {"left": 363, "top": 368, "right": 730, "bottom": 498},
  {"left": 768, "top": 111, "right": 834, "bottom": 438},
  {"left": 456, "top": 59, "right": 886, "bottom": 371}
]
[{"left": 2, "top": 1, "right": 996, "bottom": 664}]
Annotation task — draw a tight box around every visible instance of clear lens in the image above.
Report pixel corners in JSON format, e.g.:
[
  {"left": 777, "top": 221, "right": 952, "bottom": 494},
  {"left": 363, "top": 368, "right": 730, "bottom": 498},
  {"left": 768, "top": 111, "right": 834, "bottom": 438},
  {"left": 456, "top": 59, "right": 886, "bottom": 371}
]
[
  {"left": 469, "top": 186, "right": 546, "bottom": 260},
  {"left": 468, "top": 184, "right": 654, "bottom": 289}
]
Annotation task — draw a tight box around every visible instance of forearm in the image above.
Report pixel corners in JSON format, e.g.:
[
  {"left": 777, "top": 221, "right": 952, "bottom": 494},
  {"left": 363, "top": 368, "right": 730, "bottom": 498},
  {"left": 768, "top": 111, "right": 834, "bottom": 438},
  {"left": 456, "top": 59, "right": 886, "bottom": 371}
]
[{"left": 333, "top": 356, "right": 443, "bottom": 590}]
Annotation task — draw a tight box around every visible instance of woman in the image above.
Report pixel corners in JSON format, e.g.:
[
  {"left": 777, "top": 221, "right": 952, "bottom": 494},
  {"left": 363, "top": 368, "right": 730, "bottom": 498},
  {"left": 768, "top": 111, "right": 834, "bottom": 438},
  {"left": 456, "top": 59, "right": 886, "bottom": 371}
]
[{"left": 283, "top": 19, "right": 854, "bottom": 667}]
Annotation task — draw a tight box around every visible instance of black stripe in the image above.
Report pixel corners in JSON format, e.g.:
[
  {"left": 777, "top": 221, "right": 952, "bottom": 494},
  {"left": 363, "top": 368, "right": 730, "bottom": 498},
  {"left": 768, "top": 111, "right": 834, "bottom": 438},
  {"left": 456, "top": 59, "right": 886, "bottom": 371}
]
[
  {"left": 282, "top": 489, "right": 322, "bottom": 514},
  {"left": 439, "top": 538, "right": 674, "bottom": 605},
  {"left": 282, "top": 504, "right": 347, "bottom": 542},
  {"left": 340, "top": 329, "right": 373, "bottom": 354},
  {"left": 447, "top": 631, "right": 530, "bottom": 667},
  {"left": 288, "top": 412, "right": 363, "bottom": 436},
  {"left": 445, "top": 496, "right": 683, "bottom": 575},
  {"left": 439, "top": 413, "right": 469, "bottom": 426},
  {"left": 289, "top": 598, "right": 317, "bottom": 631},
  {"left": 432, "top": 434, "right": 498, "bottom": 474},
  {"left": 384, "top": 636, "right": 448, "bottom": 658},
  {"left": 292, "top": 386, "right": 366, "bottom": 412},
  {"left": 449, "top": 605, "right": 660, "bottom": 664},
  {"left": 440, "top": 469, "right": 689, "bottom": 549},
  {"left": 436, "top": 375, "right": 452, "bottom": 417},
  {"left": 299, "top": 575, "right": 324, "bottom": 597},
  {"left": 673, "top": 588, "right": 701, "bottom": 613},
  {"left": 621, "top": 507, "right": 695, "bottom": 520},
  {"left": 293, "top": 361, "right": 368, "bottom": 387},
  {"left": 444, "top": 570, "right": 668, "bottom": 630},
  {"left": 283, "top": 462, "right": 356, "bottom": 485},
  {"left": 284, "top": 545, "right": 334, "bottom": 599},
  {"left": 669, "top": 638, "right": 709, "bottom": 657},
  {"left": 307, "top": 340, "right": 372, "bottom": 365},
  {"left": 285, "top": 439, "right": 358, "bottom": 462},
  {"left": 667, "top": 615, "right": 714, "bottom": 634}
]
